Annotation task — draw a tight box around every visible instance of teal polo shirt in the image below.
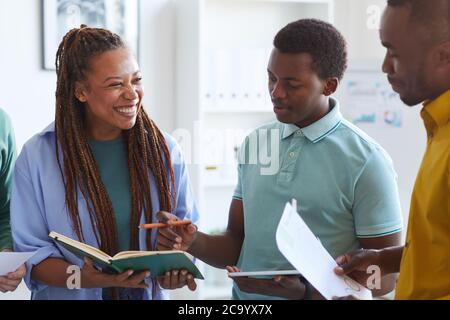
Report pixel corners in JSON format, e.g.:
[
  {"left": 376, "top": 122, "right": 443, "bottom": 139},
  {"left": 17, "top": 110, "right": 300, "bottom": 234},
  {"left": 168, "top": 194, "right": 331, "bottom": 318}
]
[{"left": 232, "top": 97, "right": 403, "bottom": 300}]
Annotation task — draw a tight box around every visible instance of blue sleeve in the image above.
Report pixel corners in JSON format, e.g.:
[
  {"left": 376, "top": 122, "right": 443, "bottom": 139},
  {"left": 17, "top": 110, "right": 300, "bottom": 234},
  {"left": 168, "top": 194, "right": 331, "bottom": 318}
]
[
  {"left": 168, "top": 139, "right": 199, "bottom": 227},
  {"left": 353, "top": 147, "right": 403, "bottom": 238},
  {"left": 10, "top": 148, "right": 63, "bottom": 292}
]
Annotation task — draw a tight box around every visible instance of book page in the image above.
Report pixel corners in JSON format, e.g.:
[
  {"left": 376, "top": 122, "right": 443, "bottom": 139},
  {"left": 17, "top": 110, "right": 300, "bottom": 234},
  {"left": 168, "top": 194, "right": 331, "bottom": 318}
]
[
  {"left": 112, "top": 250, "right": 186, "bottom": 260},
  {"left": 275, "top": 201, "right": 373, "bottom": 300},
  {"left": 49, "top": 231, "right": 111, "bottom": 264}
]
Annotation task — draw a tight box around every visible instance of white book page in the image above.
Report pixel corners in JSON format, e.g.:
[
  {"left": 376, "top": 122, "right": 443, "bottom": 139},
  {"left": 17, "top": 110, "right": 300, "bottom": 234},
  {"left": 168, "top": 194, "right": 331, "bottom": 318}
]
[{"left": 276, "top": 201, "right": 372, "bottom": 300}]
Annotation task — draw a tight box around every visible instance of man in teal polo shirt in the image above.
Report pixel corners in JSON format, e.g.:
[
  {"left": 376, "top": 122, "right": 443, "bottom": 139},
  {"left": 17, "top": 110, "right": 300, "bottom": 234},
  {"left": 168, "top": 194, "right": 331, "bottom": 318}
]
[
  {"left": 0, "top": 108, "right": 26, "bottom": 293},
  {"left": 156, "top": 19, "right": 403, "bottom": 299}
]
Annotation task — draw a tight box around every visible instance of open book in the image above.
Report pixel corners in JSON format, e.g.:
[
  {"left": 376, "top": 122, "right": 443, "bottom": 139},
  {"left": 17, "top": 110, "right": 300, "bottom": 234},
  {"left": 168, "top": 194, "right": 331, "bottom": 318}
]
[{"left": 49, "top": 231, "right": 204, "bottom": 279}]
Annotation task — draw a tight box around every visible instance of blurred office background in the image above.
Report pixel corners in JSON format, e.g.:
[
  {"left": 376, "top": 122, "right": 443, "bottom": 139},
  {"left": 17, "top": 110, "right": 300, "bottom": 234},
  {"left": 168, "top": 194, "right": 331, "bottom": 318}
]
[{"left": 0, "top": 0, "right": 424, "bottom": 300}]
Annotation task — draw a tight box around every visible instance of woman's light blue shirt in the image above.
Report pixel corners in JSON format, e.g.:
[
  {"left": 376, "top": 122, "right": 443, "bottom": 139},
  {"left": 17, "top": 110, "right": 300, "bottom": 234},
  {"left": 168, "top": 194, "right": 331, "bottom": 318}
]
[{"left": 10, "top": 123, "right": 199, "bottom": 300}]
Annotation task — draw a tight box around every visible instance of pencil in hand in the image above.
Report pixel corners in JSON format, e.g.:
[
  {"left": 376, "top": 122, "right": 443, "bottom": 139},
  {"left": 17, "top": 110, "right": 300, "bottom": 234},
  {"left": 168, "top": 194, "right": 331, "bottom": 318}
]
[{"left": 139, "top": 220, "right": 192, "bottom": 229}]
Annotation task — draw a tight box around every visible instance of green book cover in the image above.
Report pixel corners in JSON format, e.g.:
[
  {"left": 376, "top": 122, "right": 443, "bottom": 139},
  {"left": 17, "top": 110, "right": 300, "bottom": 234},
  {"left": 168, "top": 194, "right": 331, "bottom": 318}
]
[{"left": 49, "top": 231, "right": 204, "bottom": 279}]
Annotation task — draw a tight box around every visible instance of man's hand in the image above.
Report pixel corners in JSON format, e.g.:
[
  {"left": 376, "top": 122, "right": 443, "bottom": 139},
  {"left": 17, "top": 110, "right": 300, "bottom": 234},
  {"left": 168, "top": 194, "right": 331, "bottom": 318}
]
[
  {"left": 226, "top": 266, "right": 305, "bottom": 300},
  {"left": 156, "top": 211, "right": 198, "bottom": 251},
  {"left": 334, "top": 249, "right": 382, "bottom": 287}
]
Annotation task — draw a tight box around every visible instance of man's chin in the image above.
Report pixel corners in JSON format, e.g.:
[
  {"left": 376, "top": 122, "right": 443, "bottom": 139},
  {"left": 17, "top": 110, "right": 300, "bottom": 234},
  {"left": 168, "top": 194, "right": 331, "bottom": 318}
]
[
  {"left": 399, "top": 94, "right": 424, "bottom": 107},
  {"left": 275, "top": 114, "right": 295, "bottom": 124}
]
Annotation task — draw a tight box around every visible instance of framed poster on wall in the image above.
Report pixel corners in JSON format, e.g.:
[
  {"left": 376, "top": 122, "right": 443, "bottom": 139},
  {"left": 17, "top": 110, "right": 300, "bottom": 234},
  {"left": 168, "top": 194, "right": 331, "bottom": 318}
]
[
  {"left": 42, "top": 0, "right": 139, "bottom": 70},
  {"left": 335, "top": 58, "right": 405, "bottom": 129}
]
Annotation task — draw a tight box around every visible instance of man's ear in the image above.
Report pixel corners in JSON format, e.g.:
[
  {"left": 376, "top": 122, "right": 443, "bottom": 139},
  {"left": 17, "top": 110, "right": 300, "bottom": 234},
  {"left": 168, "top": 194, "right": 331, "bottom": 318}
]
[
  {"left": 430, "top": 42, "right": 450, "bottom": 81},
  {"left": 430, "top": 41, "right": 450, "bottom": 68},
  {"left": 74, "top": 81, "right": 88, "bottom": 103},
  {"left": 323, "top": 78, "right": 339, "bottom": 96},
  {"left": 437, "top": 41, "right": 450, "bottom": 67}
]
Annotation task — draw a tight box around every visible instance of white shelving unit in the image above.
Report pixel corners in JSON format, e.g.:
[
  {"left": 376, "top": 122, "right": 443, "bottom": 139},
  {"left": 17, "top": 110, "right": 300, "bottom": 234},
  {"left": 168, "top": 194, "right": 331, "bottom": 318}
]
[{"left": 174, "top": 0, "right": 334, "bottom": 300}]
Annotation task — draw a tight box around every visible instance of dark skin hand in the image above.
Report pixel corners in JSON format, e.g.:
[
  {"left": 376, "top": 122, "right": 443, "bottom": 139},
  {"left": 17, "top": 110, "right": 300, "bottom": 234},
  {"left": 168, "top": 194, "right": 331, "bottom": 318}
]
[
  {"left": 82, "top": 257, "right": 150, "bottom": 289},
  {"left": 157, "top": 200, "right": 401, "bottom": 299},
  {"left": 82, "top": 258, "right": 198, "bottom": 291},
  {"left": 156, "top": 199, "right": 245, "bottom": 269},
  {"left": 32, "top": 257, "right": 196, "bottom": 291},
  {"left": 157, "top": 200, "right": 307, "bottom": 299},
  {"left": 334, "top": 249, "right": 382, "bottom": 291},
  {"left": 156, "top": 214, "right": 199, "bottom": 252},
  {"left": 225, "top": 234, "right": 402, "bottom": 300},
  {"left": 226, "top": 266, "right": 306, "bottom": 300},
  {"left": 156, "top": 269, "right": 197, "bottom": 291},
  {"left": 333, "top": 245, "right": 404, "bottom": 300},
  {"left": 32, "top": 257, "right": 150, "bottom": 289},
  {"left": 332, "top": 249, "right": 377, "bottom": 300},
  {"left": 332, "top": 236, "right": 403, "bottom": 300}
]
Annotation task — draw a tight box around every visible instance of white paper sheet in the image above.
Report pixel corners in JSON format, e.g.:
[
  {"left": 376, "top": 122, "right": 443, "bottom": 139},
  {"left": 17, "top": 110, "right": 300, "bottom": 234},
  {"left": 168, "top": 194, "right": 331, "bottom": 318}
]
[
  {"left": 276, "top": 200, "right": 372, "bottom": 300},
  {"left": 0, "top": 252, "right": 36, "bottom": 276}
]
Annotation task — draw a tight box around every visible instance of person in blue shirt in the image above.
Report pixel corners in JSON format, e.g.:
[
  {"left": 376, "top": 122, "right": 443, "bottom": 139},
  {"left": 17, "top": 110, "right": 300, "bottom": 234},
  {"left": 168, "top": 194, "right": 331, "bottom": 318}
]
[
  {"left": 156, "top": 19, "right": 403, "bottom": 300},
  {"left": 10, "top": 25, "right": 199, "bottom": 300}
]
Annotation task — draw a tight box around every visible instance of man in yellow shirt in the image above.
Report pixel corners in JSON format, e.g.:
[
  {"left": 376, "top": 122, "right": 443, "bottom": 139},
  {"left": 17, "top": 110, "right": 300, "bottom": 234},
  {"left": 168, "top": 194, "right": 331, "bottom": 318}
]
[{"left": 334, "top": 0, "right": 450, "bottom": 299}]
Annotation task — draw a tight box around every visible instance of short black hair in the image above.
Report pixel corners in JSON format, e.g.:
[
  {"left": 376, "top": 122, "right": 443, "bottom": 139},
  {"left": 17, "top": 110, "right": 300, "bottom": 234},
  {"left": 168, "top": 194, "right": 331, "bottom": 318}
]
[
  {"left": 273, "top": 19, "right": 348, "bottom": 81},
  {"left": 387, "top": 0, "right": 450, "bottom": 41}
]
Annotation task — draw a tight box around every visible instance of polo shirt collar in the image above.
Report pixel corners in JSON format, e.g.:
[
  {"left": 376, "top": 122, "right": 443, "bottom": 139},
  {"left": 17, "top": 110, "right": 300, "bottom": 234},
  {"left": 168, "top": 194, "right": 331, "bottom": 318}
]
[{"left": 281, "top": 97, "right": 342, "bottom": 143}]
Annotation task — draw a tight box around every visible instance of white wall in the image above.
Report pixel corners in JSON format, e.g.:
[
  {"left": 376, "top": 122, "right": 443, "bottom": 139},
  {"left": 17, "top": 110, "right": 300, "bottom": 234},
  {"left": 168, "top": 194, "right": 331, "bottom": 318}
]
[
  {"left": 0, "top": 0, "right": 56, "bottom": 150},
  {"left": 333, "top": 0, "right": 426, "bottom": 228},
  {"left": 0, "top": 0, "right": 176, "bottom": 300},
  {"left": 0, "top": 0, "right": 176, "bottom": 152},
  {"left": 139, "top": 0, "right": 176, "bottom": 132},
  {"left": 334, "top": 0, "right": 387, "bottom": 63},
  {"left": 0, "top": 0, "right": 427, "bottom": 300}
]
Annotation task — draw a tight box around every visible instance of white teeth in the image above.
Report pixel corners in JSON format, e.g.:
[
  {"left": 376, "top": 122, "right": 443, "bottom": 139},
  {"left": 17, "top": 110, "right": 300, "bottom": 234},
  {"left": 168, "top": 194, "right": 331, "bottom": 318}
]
[{"left": 116, "top": 106, "right": 137, "bottom": 114}]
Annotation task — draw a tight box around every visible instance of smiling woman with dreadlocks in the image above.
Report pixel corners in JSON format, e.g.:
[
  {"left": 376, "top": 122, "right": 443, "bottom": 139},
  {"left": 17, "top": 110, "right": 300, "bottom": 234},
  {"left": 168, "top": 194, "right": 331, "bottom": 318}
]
[{"left": 10, "top": 25, "right": 199, "bottom": 300}]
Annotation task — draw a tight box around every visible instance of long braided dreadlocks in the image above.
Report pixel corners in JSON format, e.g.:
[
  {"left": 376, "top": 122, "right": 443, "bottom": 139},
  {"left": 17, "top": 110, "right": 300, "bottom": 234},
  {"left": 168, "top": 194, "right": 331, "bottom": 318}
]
[{"left": 54, "top": 25, "right": 176, "bottom": 289}]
